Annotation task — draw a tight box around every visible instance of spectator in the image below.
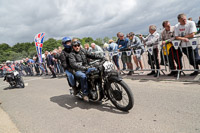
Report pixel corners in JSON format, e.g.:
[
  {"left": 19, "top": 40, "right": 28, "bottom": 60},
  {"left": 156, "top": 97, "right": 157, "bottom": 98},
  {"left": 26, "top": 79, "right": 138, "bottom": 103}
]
[
  {"left": 117, "top": 32, "right": 133, "bottom": 75},
  {"left": 116, "top": 32, "right": 126, "bottom": 70},
  {"left": 105, "top": 40, "right": 120, "bottom": 71},
  {"left": 90, "top": 43, "right": 104, "bottom": 56},
  {"left": 175, "top": 13, "right": 199, "bottom": 76},
  {"left": 197, "top": 16, "right": 200, "bottom": 33},
  {"left": 33, "top": 55, "right": 40, "bottom": 75},
  {"left": 126, "top": 33, "right": 130, "bottom": 39},
  {"left": 161, "top": 20, "right": 183, "bottom": 76},
  {"left": 26, "top": 58, "right": 34, "bottom": 76},
  {"left": 58, "top": 46, "right": 63, "bottom": 54},
  {"left": 140, "top": 25, "right": 160, "bottom": 77},
  {"left": 52, "top": 50, "right": 61, "bottom": 74},
  {"left": 128, "top": 32, "right": 144, "bottom": 71},
  {"left": 45, "top": 51, "right": 56, "bottom": 78},
  {"left": 188, "top": 17, "right": 192, "bottom": 21},
  {"left": 84, "top": 43, "right": 92, "bottom": 53}
]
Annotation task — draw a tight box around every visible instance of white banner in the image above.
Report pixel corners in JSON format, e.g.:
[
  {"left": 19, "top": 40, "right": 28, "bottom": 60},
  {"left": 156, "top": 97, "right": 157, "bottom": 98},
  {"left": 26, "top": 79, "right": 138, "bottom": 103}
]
[
  {"left": 135, "top": 49, "right": 141, "bottom": 56},
  {"left": 189, "top": 38, "right": 198, "bottom": 50},
  {"left": 126, "top": 51, "right": 132, "bottom": 56},
  {"left": 135, "top": 49, "right": 141, "bottom": 58},
  {"left": 172, "top": 40, "right": 181, "bottom": 50},
  {"left": 109, "top": 52, "right": 113, "bottom": 57},
  {"left": 103, "top": 52, "right": 107, "bottom": 56},
  {"left": 118, "top": 52, "right": 122, "bottom": 58},
  {"left": 147, "top": 46, "right": 153, "bottom": 55}
]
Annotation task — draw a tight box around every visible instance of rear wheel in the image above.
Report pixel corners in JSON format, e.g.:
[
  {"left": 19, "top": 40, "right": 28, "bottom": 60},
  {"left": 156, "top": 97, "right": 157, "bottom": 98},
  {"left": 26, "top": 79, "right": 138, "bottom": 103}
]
[{"left": 107, "top": 80, "right": 134, "bottom": 111}]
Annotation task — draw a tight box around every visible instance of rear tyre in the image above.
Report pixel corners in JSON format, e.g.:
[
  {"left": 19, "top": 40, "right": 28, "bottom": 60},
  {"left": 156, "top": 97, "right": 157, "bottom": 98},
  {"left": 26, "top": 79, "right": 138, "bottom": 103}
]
[{"left": 107, "top": 80, "right": 134, "bottom": 112}]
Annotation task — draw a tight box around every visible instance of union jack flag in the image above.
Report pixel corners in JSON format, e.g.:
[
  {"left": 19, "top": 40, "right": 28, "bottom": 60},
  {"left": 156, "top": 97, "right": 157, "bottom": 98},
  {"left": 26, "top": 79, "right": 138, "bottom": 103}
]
[{"left": 34, "top": 32, "right": 45, "bottom": 63}]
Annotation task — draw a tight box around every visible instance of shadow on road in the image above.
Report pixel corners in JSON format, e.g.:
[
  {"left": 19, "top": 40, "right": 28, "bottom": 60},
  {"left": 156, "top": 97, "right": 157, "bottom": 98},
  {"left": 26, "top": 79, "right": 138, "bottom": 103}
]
[
  {"left": 50, "top": 94, "right": 128, "bottom": 114},
  {"left": 3, "top": 86, "right": 24, "bottom": 90}
]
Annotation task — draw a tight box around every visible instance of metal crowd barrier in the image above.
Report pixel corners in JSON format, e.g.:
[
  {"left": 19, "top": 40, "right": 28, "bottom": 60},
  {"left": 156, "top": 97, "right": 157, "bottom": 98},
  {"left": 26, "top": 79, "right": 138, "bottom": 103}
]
[{"left": 103, "top": 37, "right": 200, "bottom": 80}]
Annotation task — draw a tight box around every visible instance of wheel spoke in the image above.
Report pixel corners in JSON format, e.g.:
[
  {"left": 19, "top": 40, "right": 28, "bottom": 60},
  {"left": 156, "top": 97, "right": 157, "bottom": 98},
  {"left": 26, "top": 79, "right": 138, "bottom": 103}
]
[{"left": 109, "top": 82, "right": 130, "bottom": 107}]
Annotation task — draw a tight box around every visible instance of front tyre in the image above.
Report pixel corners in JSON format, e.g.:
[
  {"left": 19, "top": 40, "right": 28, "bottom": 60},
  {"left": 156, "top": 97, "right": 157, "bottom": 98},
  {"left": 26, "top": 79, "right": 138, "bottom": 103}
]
[{"left": 108, "top": 80, "right": 134, "bottom": 112}]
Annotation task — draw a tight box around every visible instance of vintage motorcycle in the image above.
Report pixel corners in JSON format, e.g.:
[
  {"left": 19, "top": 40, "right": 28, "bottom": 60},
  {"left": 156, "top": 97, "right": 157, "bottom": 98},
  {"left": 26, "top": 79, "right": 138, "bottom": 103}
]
[
  {"left": 4, "top": 70, "right": 25, "bottom": 88},
  {"left": 69, "top": 60, "right": 134, "bottom": 112}
]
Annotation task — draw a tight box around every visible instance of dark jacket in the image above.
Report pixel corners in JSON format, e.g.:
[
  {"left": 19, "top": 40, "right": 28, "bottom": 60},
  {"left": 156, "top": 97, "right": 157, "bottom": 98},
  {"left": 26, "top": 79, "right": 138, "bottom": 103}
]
[
  {"left": 117, "top": 38, "right": 129, "bottom": 51},
  {"left": 60, "top": 48, "right": 72, "bottom": 71},
  {"left": 46, "top": 54, "right": 54, "bottom": 66},
  {"left": 69, "top": 48, "right": 103, "bottom": 72}
]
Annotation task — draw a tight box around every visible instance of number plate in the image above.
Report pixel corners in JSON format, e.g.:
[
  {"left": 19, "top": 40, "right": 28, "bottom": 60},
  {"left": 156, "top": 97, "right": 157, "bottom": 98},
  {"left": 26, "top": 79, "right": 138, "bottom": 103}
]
[{"left": 103, "top": 61, "right": 114, "bottom": 72}]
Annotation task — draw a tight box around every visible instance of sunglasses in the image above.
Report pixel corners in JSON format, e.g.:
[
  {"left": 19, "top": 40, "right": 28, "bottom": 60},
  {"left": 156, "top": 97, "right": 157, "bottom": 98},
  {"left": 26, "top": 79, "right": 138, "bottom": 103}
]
[{"left": 73, "top": 44, "right": 80, "bottom": 47}]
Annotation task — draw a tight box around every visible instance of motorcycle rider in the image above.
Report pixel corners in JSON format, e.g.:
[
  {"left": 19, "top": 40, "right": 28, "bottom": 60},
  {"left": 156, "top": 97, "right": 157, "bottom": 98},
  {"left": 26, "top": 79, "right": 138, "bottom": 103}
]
[
  {"left": 69, "top": 39, "right": 105, "bottom": 102},
  {"left": 59, "top": 37, "right": 77, "bottom": 95},
  {"left": 4, "top": 61, "right": 12, "bottom": 72}
]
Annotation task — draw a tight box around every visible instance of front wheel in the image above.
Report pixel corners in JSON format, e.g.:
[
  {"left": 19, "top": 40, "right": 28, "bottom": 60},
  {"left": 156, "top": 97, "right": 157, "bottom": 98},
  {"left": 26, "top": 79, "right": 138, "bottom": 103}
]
[{"left": 107, "top": 80, "right": 134, "bottom": 112}]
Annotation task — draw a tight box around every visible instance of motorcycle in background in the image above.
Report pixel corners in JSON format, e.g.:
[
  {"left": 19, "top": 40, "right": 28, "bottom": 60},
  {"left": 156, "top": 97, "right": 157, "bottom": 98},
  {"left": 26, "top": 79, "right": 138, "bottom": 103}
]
[{"left": 4, "top": 70, "right": 25, "bottom": 88}]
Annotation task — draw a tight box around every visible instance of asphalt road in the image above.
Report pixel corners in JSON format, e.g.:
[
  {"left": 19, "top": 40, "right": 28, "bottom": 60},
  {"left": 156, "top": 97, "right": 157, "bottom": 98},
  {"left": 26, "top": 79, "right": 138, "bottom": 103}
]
[{"left": 0, "top": 75, "right": 200, "bottom": 133}]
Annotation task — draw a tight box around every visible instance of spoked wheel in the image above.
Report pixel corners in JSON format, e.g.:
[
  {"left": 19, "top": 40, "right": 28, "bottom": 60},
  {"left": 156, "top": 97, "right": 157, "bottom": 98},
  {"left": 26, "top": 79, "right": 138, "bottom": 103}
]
[{"left": 108, "top": 80, "right": 134, "bottom": 112}]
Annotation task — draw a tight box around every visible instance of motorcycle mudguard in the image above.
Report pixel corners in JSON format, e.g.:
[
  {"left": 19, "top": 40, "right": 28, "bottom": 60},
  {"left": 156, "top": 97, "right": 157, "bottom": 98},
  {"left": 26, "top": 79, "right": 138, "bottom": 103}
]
[{"left": 108, "top": 76, "right": 122, "bottom": 82}]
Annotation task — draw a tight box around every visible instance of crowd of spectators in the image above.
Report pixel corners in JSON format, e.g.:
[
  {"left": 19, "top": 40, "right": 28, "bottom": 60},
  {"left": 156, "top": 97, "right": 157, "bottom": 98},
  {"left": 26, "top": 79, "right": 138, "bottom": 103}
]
[{"left": 1, "top": 14, "right": 200, "bottom": 78}]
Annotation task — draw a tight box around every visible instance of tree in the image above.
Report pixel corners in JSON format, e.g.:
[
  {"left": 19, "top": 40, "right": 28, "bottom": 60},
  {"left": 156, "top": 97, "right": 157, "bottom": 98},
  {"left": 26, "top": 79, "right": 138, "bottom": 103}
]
[
  {"left": 103, "top": 36, "right": 110, "bottom": 43},
  {"left": 12, "top": 42, "right": 34, "bottom": 53},
  {"left": 43, "top": 38, "right": 62, "bottom": 52},
  {"left": 0, "top": 43, "right": 11, "bottom": 52},
  {"left": 112, "top": 37, "right": 118, "bottom": 42}
]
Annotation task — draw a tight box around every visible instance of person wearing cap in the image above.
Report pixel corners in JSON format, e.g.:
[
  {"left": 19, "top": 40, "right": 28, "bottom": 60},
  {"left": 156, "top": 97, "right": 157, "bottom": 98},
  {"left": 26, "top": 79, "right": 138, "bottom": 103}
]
[
  {"left": 175, "top": 13, "right": 199, "bottom": 76},
  {"left": 128, "top": 32, "right": 144, "bottom": 71},
  {"left": 139, "top": 25, "right": 160, "bottom": 77},
  {"left": 105, "top": 39, "right": 120, "bottom": 71},
  {"left": 69, "top": 39, "right": 105, "bottom": 102}
]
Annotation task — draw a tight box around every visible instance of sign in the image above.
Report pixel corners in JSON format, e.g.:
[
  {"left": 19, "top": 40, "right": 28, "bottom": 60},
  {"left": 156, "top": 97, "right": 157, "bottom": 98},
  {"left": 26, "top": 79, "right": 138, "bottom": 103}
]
[
  {"left": 189, "top": 38, "right": 198, "bottom": 50},
  {"left": 172, "top": 40, "right": 181, "bottom": 50},
  {"left": 34, "top": 32, "right": 45, "bottom": 63}
]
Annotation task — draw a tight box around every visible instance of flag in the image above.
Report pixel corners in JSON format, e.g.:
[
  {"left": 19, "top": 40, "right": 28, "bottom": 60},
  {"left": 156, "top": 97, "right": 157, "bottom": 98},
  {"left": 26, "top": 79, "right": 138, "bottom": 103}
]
[{"left": 34, "top": 32, "right": 45, "bottom": 63}]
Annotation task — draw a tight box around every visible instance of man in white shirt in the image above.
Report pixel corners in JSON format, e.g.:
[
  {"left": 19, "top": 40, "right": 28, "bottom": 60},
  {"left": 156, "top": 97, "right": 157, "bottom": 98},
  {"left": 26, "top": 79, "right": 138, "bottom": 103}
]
[
  {"left": 174, "top": 13, "right": 199, "bottom": 76},
  {"left": 140, "top": 25, "right": 160, "bottom": 77}
]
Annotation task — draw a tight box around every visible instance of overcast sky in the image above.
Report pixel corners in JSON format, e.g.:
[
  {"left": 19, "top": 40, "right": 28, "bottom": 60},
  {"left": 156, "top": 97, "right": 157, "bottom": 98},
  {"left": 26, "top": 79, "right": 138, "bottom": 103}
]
[{"left": 0, "top": 0, "right": 199, "bottom": 46}]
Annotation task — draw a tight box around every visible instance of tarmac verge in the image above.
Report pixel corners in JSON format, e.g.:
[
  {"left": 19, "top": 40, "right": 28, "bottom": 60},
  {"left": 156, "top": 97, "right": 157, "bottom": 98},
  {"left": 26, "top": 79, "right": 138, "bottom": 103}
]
[{"left": 0, "top": 106, "right": 21, "bottom": 133}]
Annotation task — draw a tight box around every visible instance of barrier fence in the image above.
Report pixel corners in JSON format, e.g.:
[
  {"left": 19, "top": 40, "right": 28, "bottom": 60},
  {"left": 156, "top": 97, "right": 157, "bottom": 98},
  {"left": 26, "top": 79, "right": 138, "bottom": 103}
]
[
  {"left": 104, "top": 37, "right": 200, "bottom": 79},
  {"left": 1, "top": 37, "right": 200, "bottom": 80}
]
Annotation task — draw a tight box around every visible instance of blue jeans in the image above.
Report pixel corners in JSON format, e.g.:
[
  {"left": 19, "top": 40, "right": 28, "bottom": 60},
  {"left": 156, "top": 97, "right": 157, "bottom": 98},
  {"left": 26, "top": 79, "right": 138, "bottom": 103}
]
[
  {"left": 75, "top": 71, "right": 88, "bottom": 95},
  {"left": 75, "top": 68, "right": 97, "bottom": 95},
  {"left": 65, "top": 70, "right": 75, "bottom": 87}
]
